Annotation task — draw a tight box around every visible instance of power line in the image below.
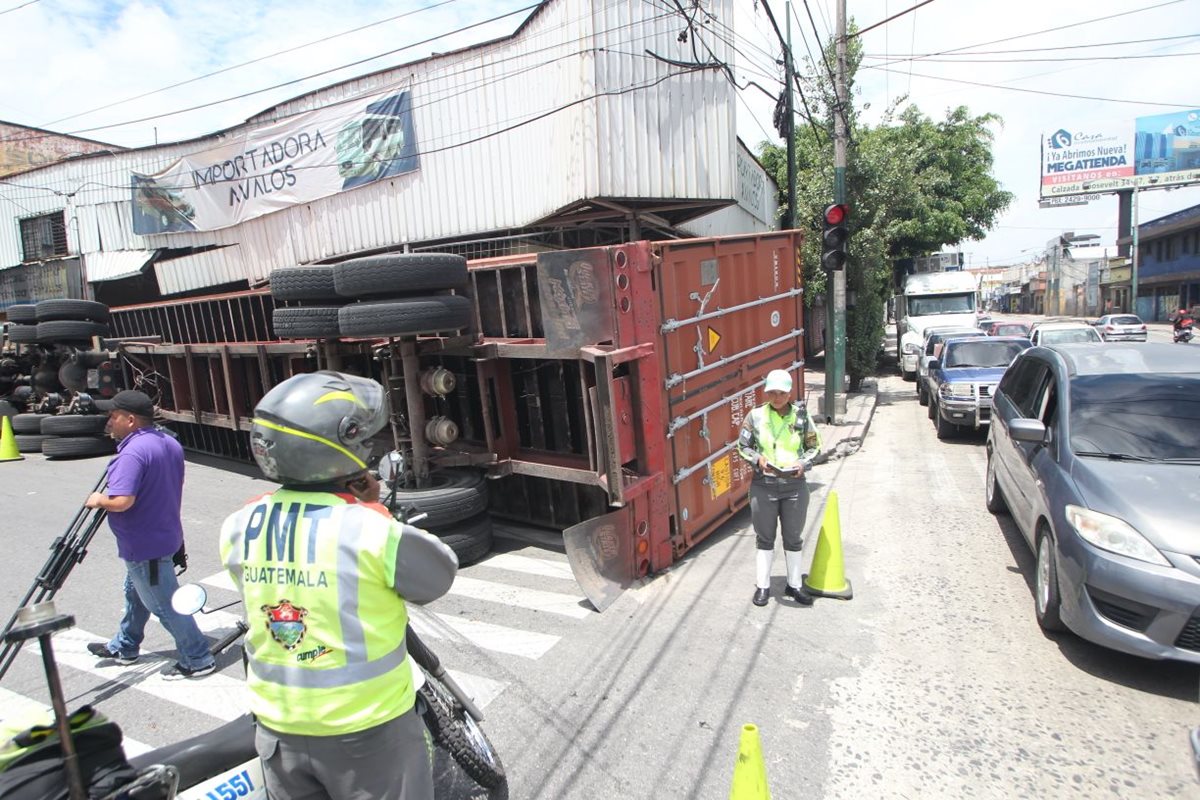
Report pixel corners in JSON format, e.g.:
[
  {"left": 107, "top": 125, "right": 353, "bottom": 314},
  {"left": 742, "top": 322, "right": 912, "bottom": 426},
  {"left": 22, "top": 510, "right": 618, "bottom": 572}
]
[
  {"left": 1, "top": 65, "right": 717, "bottom": 200},
  {"left": 801, "top": 0, "right": 838, "bottom": 93},
  {"left": 39, "top": 0, "right": 466, "bottom": 129},
  {"left": 863, "top": 50, "right": 1200, "bottom": 64},
  {"left": 852, "top": 0, "right": 937, "bottom": 39},
  {"left": 863, "top": 33, "right": 1200, "bottom": 58},
  {"left": 3, "top": 2, "right": 543, "bottom": 147},
  {"left": 873, "top": 65, "right": 1200, "bottom": 107},
  {"left": 868, "top": 0, "right": 1186, "bottom": 72},
  {"left": 757, "top": 0, "right": 825, "bottom": 143},
  {"left": 0, "top": 0, "right": 39, "bottom": 16}
]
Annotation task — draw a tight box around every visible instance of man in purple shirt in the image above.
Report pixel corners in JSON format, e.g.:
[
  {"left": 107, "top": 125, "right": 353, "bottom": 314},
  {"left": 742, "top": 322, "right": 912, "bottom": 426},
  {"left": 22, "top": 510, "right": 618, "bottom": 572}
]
[{"left": 84, "top": 390, "right": 215, "bottom": 679}]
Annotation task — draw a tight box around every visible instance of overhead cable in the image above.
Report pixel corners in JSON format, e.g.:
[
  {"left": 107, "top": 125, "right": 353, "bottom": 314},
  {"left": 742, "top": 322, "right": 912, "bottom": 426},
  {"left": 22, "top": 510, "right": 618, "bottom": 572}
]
[{"left": 852, "top": 0, "right": 937, "bottom": 39}]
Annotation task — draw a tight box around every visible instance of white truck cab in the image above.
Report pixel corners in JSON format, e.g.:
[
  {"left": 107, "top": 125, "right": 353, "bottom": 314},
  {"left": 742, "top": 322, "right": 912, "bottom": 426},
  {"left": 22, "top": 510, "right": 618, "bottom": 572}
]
[{"left": 895, "top": 270, "right": 980, "bottom": 380}]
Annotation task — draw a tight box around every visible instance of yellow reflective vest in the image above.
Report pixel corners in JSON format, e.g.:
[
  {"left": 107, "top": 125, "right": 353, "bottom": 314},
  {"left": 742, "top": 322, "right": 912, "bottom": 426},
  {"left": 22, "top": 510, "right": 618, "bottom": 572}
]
[
  {"left": 737, "top": 402, "right": 821, "bottom": 472},
  {"left": 219, "top": 490, "right": 417, "bottom": 736}
]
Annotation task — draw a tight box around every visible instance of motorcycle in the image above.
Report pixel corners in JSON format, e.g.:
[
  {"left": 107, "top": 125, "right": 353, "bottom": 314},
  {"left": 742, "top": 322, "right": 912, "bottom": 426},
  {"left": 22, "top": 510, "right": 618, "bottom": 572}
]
[{"left": 1174, "top": 324, "right": 1194, "bottom": 344}]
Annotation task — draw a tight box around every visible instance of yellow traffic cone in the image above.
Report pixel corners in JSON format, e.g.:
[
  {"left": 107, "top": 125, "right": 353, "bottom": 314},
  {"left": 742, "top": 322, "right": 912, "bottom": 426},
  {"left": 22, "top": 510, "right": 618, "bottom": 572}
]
[
  {"left": 0, "top": 415, "right": 23, "bottom": 462},
  {"left": 729, "top": 724, "right": 770, "bottom": 800},
  {"left": 802, "top": 490, "right": 852, "bottom": 599}
]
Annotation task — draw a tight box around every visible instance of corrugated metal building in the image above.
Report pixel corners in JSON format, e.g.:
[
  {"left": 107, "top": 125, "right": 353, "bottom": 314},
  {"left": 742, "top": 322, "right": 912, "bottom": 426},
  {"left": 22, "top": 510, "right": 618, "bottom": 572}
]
[{"left": 0, "top": 0, "right": 776, "bottom": 310}]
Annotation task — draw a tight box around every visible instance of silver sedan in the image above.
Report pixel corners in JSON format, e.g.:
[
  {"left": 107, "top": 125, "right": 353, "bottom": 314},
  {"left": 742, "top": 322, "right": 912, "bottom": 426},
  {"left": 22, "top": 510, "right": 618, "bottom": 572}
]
[{"left": 1093, "top": 314, "right": 1148, "bottom": 342}]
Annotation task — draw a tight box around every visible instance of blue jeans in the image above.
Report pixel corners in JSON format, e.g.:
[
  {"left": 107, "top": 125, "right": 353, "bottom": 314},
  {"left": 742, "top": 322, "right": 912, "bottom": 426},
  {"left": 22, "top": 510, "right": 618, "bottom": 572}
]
[{"left": 109, "top": 556, "right": 213, "bottom": 670}]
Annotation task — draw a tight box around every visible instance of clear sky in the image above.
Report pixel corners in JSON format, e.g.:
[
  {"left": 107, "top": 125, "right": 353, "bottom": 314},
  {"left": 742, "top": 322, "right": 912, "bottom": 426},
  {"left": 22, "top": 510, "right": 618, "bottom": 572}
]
[{"left": 1, "top": 0, "right": 1196, "bottom": 267}]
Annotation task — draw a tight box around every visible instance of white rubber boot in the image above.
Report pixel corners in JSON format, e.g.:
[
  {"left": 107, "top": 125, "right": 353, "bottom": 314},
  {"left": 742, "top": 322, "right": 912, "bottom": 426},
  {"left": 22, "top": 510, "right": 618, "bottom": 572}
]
[
  {"left": 785, "top": 550, "right": 804, "bottom": 590},
  {"left": 756, "top": 549, "right": 774, "bottom": 590}
]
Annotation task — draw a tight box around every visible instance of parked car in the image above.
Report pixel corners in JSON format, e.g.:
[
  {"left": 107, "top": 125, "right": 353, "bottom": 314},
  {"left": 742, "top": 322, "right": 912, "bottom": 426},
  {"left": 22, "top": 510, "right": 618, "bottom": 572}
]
[
  {"left": 986, "top": 343, "right": 1200, "bottom": 663},
  {"left": 1092, "top": 314, "right": 1148, "bottom": 342},
  {"left": 927, "top": 336, "right": 1031, "bottom": 438},
  {"left": 1030, "top": 323, "right": 1103, "bottom": 347},
  {"left": 986, "top": 321, "right": 1031, "bottom": 338},
  {"left": 916, "top": 327, "right": 986, "bottom": 407}
]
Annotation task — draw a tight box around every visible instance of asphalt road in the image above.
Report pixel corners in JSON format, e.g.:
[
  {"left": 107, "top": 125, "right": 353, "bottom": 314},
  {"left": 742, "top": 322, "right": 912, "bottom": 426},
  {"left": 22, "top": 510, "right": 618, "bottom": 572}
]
[{"left": 2, "top": 359, "right": 1198, "bottom": 797}]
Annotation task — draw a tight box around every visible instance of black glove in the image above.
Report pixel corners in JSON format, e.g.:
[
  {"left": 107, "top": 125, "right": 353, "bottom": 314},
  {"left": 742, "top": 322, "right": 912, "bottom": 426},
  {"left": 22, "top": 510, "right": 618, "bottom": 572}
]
[{"left": 172, "top": 541, "right": 189, "bottom": 575}]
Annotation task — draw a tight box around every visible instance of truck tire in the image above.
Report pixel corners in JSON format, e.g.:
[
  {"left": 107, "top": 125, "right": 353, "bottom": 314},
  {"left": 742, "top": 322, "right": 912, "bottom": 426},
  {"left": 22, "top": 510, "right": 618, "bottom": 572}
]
[
  {"left": 935, "top": 406, "right": 956, "bottom": 440},
  {"left": 428, "top": 513, "right": 493, "bottom": 567},
  {"left": 36, "top": 320, "right": 110, "bottom": 342},
  {"left": 15, "top": 434, "right": 57, "bottom": 453},
  {"left": 339, "top": 295, "right": 472, "bottom": 338},
  {"left": 6, "top": 304, "right": 37, "bottom": 324},
  {"left": 333, "top": 254, "right": 468, "bottom": 299},
  {"left": 383, "top": 469, "right": 488, "bottom": 529},
  {"left": 12, "top": 413, "right": 50, "bottom": 434},
  {"left": 35, "top": 299, "right": 110, "bottom": 323},
  {"left": 6, "top": 324, "right": 37, "bottom": 343},
  {"left": 272, "top": 307, "right": 341, "bottom": 339},
  {"left": 42, "top": 436, "right": 116, "bottom": 459},
  {"left": 269, "top": 266, "right": 340, "bottom": 302},
  {"left": 41, "top": 415, "right": 109, "bottom": 435}
]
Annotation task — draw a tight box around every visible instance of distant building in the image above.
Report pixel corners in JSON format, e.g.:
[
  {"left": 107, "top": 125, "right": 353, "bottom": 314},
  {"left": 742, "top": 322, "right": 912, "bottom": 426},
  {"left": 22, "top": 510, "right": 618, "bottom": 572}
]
[
  {"left": 1115, "top": 202, "right": 1200, "bottom": 320},
  {"left": 0, "top": 122, "right": 118, "bottom": 178}
]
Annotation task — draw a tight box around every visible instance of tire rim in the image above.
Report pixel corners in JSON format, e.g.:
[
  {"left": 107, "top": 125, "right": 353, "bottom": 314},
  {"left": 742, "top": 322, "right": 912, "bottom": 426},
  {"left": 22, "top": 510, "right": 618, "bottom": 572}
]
[
  {"left": 986, "top": 456, "right": 996, "bottom": 504},
  {"left": 463, "top": 713, "right": 500, "bottom": 769},
  {"left": 1036, "top": 537, "right": 1051, "bottom": 615}
]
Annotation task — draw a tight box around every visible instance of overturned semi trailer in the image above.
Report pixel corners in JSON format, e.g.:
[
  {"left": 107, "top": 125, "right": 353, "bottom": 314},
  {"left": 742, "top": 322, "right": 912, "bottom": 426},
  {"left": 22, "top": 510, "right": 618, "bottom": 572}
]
[{"left": 108, "top": 232, "right": 805, "bottom": 610}]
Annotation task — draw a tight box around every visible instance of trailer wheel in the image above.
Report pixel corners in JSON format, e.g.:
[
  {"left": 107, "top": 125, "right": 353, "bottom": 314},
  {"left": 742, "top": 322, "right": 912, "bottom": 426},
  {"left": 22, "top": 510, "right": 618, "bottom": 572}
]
[
  {"left": 333, "top": 254, "right": 468, "bottom": 299},
  {"left": 6, "top": 324, "right": 38, "bottom": 344},
  {"left": 6, "top": 304, "right": 37, "bottom": 324},
  {"left": 269, "top": 266, "right": 341, "bottom": 302},
  {"left": 12, "top": 413, "right": 50, "bottom": 434},
  {"left": 36, "top": 320, "right": 110, "bottom": 343},
  {"left": 339, "top": 295, "right": 472, "bottom": 338},
  {"left": 384, "top": 469, "right": 488, "bottom": 529},
  {"left": 35, "top": 299, "right": 110, "bottom": 323},
  {"left": 41, "top": 414, "right": 109, "bottom": 435},
  {"left": 15, "top": 434, "right": 57, "bottom": 453},
  {"left": 42, "top": 436, "right": 116, "bottom": 459},
  {"left": 427, "top": 513, "right": 494, "bottom": 566},
  {"left": 272, "top": 307, "right": 342, "bottom": 339}
]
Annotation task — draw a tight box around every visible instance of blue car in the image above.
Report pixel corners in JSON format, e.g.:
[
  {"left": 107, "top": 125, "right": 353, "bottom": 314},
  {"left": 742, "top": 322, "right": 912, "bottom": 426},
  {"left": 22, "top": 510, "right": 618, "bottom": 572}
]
[{"left": 928, "top": 336, "right": 1032, "bottom": 439}]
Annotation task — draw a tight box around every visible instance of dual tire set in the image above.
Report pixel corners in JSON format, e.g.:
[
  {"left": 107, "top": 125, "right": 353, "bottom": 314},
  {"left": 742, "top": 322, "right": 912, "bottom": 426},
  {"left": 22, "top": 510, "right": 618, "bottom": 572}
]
[
  {"left": 8, "top": 412, "right": 114, "bottom": 458},
  {"left": 271, "top": 254, "right": 472, "bottom": 340},
  {"left": 383, "top": 469, "right": 493, "bottom": 566},
  {"left": 5, "top": 300, "right": 111, "bottom": 345}
]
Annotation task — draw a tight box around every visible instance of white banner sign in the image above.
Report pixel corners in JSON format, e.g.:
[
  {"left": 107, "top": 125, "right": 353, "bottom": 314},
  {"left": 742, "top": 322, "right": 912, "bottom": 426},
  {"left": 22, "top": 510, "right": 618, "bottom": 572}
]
[{"left": 131, "top": 86, "right": 418, "bottom": 234}]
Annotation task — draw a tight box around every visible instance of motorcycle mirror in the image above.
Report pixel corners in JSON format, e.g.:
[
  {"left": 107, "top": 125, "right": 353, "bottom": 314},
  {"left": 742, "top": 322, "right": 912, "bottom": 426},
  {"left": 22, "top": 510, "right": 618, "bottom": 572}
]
[
  {"left": 377, "top": 450, "right": 405, "bottom": 483},
  {"left": 171, "top": 583, "right": 208, "bottom": 616}
]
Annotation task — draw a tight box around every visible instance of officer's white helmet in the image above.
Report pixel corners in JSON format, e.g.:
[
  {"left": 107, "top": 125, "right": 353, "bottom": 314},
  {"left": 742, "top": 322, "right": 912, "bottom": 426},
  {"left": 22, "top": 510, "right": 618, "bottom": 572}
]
[{"left": 251, "top": 371, "right": 389, "bottom": 485}]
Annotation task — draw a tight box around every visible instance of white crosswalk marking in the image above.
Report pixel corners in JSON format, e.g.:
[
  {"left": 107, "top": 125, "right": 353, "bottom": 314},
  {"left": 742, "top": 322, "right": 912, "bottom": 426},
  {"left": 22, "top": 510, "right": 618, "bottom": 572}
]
[
  {"left": 410, "top": 612, "right": 560, "bottom": 660},
  {"left": 479, "top": 553, "right": 577, "bottom": 581},
  {"left": 26, "top": 627, "right": 249, "bottom": 721},
  {"left": 444, "top": 669, "right": 505, "bottom": 710},
  {"left": 0, "top": 686, "right": 153, "bottom": 757},
  {"left": 199, "top": 570, "right": 237, "bottom": 592},
  {"left": 447, "top": 576, "right": 591, "bottom": 619}
]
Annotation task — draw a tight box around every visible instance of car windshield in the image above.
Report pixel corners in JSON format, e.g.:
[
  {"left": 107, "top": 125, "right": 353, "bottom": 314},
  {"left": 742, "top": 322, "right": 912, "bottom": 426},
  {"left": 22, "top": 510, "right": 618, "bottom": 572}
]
[
  {"left": 1110, "top": 316, "right": 1140, "bottom": 325},
  {"left": 908, "top": 293, "right": 975, "bottom": 316},
  {"left": 944, "top": 340, "right": 1029, "bottom": 368},
  {"left": 1041, "top": 328, "right": 1101, "bottom": 345},
  {"left": 993, "top": 324, "right": 1028, "bottom": 336},
  {"left": 1070, "top": 373, "right": 1200, "bottom": 459}
]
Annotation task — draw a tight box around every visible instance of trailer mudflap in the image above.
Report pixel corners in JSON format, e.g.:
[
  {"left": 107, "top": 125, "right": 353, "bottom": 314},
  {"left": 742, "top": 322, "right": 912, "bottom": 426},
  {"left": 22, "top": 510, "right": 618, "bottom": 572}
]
[{"left": 563, "top": 508, "right": 632, "bottom": 613}]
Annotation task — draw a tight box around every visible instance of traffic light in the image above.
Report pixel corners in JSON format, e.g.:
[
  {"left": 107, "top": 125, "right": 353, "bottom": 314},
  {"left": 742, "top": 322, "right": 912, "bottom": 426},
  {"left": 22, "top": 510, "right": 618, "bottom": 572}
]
[{"left": 821, "top": 203, "right": 849, "bottom": 271}]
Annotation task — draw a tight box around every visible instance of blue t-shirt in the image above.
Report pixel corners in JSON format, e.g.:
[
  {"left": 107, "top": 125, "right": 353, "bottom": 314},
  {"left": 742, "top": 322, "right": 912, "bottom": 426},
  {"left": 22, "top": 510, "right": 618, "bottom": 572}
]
[{"left": 105, "top": 427, "right": 185, "bottom": 562}]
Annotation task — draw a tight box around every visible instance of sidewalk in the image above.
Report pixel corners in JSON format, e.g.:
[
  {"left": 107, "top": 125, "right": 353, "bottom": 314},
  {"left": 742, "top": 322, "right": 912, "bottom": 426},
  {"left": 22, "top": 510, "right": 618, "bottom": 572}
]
[{"left": 803, "top": 353, "right": 880, "bottom": 466}]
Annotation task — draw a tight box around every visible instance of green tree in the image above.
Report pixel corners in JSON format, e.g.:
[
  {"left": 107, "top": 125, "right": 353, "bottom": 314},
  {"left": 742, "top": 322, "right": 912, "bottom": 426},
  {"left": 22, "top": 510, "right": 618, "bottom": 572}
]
[{"left": 759, "top": 32, "right": 1012, "bottom": 389}]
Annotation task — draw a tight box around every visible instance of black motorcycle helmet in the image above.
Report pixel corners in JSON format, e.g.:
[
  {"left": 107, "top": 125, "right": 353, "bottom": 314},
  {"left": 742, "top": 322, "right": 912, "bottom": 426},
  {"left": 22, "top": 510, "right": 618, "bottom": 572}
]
[{"left": 250, "top": 371, "right": 389, "bottom": 485}]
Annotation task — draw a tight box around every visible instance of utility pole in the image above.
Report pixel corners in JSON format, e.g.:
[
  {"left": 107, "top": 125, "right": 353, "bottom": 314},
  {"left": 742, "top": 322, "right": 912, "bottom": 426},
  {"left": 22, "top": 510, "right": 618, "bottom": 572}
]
[
  {"left": 824, "top": 0, "right": 848, "bottom": 422},
  {"left": 784, "top": 2, "right": 796, "bottom": 231},
  {"left": 1131, "top": 183, "right": 1140, "bottom": 316}
]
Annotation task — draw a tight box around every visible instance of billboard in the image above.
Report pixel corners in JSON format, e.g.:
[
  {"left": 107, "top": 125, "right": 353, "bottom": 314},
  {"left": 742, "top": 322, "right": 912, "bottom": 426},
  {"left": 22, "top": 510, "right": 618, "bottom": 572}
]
[
  {"left": 1040, "top": 109, "right": 1200, "bottom": 199},
  {"left": 131, "top": 86, "right": 419, "bottom": 235}
]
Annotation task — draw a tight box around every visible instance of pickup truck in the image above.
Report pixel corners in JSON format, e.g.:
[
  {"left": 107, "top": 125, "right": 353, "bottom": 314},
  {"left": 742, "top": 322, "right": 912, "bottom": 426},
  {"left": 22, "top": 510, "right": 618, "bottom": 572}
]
[{"left": 928, "top": 336, "right": 1031, "bottom": 440}]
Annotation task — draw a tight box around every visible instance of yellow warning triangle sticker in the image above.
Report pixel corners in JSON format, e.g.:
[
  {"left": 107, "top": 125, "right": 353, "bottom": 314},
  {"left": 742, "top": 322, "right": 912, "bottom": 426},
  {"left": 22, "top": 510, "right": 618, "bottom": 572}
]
[{"left": 707, "top": 326, "right": 721, "bottom": 353}]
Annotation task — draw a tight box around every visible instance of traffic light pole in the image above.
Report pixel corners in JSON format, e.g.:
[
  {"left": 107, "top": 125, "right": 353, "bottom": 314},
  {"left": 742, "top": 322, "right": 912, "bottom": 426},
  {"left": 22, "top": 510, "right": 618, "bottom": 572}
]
[{"left": 824, "top": 0, "right": 848, "bottom": 423}]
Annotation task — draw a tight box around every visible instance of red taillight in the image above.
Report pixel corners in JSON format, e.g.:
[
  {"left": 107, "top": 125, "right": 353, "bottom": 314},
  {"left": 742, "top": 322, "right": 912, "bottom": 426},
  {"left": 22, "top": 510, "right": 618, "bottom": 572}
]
[
  {"left": 1140, "top": 325, "right": 1147, "bottom": 331},
  {"left": 1105, "top": 326, "right": 1114, "bottom": 332}
]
